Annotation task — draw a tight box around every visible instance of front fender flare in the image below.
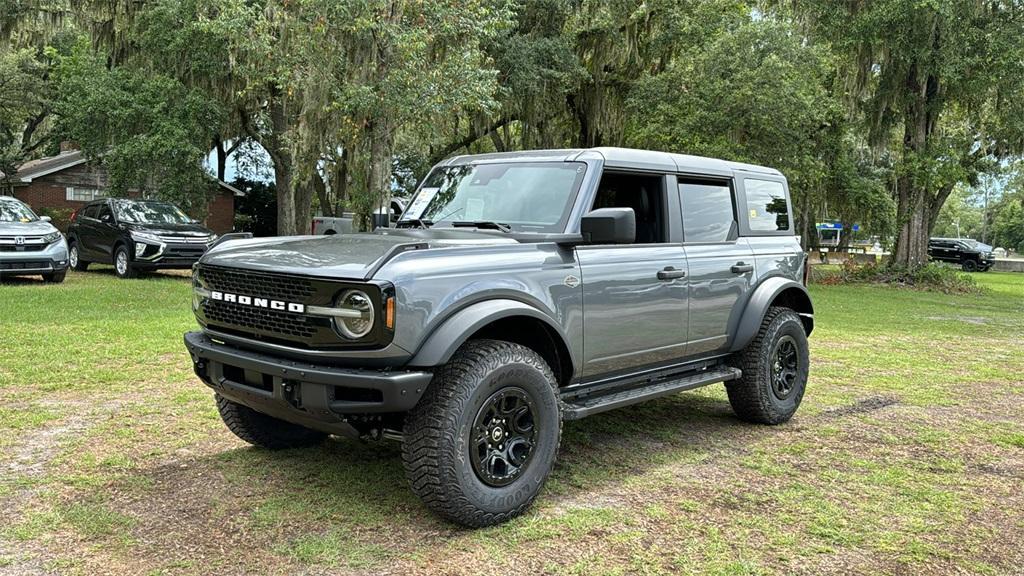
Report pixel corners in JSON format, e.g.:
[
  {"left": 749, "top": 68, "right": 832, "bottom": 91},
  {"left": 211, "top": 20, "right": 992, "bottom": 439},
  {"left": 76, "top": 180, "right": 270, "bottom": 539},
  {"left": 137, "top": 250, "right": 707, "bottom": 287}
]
[
  {"left": 408, "top": 299, "right": 571, "bottom": 368},
  {"left": 729, "top": 277, "right": 814, "bottom": 353}
]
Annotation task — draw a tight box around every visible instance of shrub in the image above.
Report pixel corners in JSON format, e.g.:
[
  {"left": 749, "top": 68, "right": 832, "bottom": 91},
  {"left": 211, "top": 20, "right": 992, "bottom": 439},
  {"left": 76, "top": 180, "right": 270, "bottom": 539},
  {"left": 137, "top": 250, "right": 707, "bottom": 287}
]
[
  {"left": 36, "top": 207, "right": 75, "bottom": 233},
  {"left": 815, "top": 260, "right": 980, "bottom": 294}
]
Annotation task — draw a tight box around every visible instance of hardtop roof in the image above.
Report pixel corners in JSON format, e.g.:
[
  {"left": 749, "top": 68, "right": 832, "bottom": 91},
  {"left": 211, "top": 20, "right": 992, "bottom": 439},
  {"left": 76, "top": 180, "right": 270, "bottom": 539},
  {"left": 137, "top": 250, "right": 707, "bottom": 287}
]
[{"left": 441, "top": 147, "right": 783, "bottom": 177}]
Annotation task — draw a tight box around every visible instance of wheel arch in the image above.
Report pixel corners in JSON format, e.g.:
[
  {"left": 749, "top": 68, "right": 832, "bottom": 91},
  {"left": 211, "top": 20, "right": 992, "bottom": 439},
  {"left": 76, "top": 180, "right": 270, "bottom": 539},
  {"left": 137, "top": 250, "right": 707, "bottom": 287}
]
[
  {"left": 729, "top": 277, "right": 813, "bottom": 353},
  {"left": 408, "top": 299, "right": 575, "bottom": 386}
]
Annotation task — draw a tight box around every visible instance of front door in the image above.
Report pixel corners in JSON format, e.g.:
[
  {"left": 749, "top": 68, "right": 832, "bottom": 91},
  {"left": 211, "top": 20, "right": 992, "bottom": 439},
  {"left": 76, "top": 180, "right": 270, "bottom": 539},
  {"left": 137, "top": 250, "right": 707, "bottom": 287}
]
[
  {"left": 577, "top": 171, "right": 689, "bottom": 379},
  {"left": 678, "top": 178, "right": 754, "bottom": 356},
  {"left": 95, "top": 202, "right": 119, "bottom": 262}
]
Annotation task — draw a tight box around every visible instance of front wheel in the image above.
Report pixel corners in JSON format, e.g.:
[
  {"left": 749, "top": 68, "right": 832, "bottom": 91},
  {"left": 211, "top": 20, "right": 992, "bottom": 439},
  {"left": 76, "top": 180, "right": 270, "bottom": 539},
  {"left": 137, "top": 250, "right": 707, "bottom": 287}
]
[
  {"left": 42, "top": 270, "right": 66, "bottom": 283},
  {"left": 69, "top": 242, "right": 89, "bottom": 271},
  {"left": 962, "top": 259, "right": 978, "bottom": 272},
  {"left": 113, "top": 245, "right": 137, "bottom": 279},
  {"left": 727, "top": 307, "right": 809, "bottom": 424},
  {"left": 402, "top": 340, "right": 562, "bottom": 527}
]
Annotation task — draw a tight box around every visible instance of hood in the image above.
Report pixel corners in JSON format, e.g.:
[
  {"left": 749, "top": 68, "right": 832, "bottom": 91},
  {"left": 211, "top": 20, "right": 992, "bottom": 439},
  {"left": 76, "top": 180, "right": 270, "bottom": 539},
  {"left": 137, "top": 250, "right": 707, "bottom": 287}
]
[
  {"left": 125, "top": 222, "right": 212, "bottom": 236},
  {"left": 201, "top": 229, "right": 516, "bottom": 280},
  {"left": 0, "top": 220, "right": 58, "bottom": 236}
]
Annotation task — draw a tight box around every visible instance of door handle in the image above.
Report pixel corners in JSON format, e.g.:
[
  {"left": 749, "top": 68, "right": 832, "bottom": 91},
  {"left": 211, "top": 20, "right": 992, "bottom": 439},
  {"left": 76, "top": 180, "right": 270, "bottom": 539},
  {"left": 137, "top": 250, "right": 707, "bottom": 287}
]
[
  {"left": 657, "top": 266, "right": 687, "bottom": 280},
  {"left": 730, "top": 262, "right": 754, "bottom": 274}
]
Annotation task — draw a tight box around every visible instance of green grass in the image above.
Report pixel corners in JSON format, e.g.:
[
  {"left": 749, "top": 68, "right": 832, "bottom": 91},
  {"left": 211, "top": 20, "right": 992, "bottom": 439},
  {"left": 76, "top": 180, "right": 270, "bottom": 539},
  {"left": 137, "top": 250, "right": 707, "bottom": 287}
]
[{"left": 2, "top": 269, "right": 1023, "bottom": 575}]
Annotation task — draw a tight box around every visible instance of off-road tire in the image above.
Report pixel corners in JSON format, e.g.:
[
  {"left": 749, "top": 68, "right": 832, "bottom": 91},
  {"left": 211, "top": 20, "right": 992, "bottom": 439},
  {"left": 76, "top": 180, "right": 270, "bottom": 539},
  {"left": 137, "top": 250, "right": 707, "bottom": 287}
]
[
  {"left": 113, "top": 245, "right": 137, "bottom": 279},
  {"left": 42, "top": 270, "right": 66, "bottom": 283},
  {"left": 215, "top": 394, "right": 328, "bottom": 449},
  {"left": 962, "top": 259, "right": 978, "bottom": 272},
  {"left": 68, "top": 241, "right": 89, "bottom": 272},
  {"left": 401, "top": 339, "right": 562, "bottom": 527},
  {"left": 727, "top": 307, "right": 809, "bottom": 424}
]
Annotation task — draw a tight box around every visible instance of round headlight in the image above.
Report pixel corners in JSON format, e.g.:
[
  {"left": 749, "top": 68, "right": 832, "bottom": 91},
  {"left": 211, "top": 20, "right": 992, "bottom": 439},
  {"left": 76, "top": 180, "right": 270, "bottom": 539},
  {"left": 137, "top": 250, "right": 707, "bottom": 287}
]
[{"left": 334, "top": 289, "right": 375, "bottom": 339}]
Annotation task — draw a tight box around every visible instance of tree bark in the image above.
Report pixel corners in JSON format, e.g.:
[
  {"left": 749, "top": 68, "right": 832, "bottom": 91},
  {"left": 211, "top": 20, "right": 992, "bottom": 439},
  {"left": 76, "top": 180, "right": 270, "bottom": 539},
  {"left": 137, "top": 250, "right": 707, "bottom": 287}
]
[{"left": 890, "top": 62, "right": 940, "bottom": 269}]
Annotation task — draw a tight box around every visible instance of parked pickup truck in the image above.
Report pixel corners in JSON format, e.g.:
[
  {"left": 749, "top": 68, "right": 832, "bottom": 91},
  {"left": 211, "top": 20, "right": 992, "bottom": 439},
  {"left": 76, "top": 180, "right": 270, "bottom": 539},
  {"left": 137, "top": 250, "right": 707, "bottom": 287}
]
[
  {"left": 184, "top": 147, "right": 813, "bottom": 527},
  {"left": 311, "top": 199, "right": 407, "bottom": 235}
]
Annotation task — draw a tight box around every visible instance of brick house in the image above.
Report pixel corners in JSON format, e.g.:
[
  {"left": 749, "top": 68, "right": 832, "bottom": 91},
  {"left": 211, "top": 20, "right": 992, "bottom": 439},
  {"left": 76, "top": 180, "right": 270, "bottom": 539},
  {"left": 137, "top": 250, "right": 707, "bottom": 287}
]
[{"left": 0, "top": 146, "right": 242, "bottom": 234}]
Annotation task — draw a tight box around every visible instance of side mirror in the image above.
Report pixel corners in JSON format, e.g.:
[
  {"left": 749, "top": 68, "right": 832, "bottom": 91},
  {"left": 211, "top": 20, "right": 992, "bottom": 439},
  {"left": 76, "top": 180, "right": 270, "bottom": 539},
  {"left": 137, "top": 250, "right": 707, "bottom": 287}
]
[
  {"left": 580, "top": 208, "right": 636, "bottom": 244},
  {"left": 39, "top": 215, "right": 52, "bottom": 223}
]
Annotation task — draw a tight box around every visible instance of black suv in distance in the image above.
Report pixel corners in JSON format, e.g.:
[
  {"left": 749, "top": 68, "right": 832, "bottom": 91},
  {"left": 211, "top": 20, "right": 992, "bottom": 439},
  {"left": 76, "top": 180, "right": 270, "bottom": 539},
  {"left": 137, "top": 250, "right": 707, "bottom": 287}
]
[
  {"left": 928, "top": 237, "right": 995, "bottom": 272},
  {"left": 67, "top": 199, "right": 217, "bottom": 278}
]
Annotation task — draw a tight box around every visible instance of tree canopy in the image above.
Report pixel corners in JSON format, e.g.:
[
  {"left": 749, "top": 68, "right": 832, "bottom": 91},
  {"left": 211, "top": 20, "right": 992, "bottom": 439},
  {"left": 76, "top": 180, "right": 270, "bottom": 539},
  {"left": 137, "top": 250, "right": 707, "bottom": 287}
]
[{"left": 1, "top": 0, "right": 1022, "bottom": 257}]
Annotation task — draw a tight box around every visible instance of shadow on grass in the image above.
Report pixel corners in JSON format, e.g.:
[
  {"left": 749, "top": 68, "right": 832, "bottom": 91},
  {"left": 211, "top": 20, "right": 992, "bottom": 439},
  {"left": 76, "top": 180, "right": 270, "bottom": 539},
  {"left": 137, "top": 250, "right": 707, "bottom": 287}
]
[{"left": 119, "top": 390, "right": 765, "bottom": 549}]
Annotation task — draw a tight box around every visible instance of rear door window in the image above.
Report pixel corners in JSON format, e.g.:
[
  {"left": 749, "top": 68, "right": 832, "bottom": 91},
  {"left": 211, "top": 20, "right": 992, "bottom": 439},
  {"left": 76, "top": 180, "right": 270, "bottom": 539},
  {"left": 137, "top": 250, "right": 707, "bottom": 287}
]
[
  {"left": 679, "top": 179, "right": 736, "bottom": 243},
  {"left": 744, "top": 179, "right": 790, "bottom": 232}
]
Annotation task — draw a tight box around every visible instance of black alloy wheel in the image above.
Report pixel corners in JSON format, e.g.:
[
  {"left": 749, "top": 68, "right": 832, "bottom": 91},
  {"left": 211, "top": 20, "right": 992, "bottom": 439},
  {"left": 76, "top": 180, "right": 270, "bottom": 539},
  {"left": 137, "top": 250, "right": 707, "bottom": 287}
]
[
  {"left": 770, "top": 335, "right": 799, "bottom": 400},
  {"left": 470, "top": 387, "right": 538, "bottom": 487}
]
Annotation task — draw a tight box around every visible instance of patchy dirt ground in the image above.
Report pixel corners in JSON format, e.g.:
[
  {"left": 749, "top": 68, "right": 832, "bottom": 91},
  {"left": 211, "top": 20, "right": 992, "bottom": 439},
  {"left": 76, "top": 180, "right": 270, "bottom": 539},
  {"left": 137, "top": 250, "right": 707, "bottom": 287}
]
[{"left": 1, "top": 271, "right": 1023, "bottom": 575}]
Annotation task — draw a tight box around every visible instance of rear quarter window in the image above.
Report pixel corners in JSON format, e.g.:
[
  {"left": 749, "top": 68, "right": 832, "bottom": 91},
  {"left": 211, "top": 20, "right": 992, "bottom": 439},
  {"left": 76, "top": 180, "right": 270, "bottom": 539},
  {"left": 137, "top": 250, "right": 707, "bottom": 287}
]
[{"left": 743, "top": 179, "right": 790, "bottom": 233}]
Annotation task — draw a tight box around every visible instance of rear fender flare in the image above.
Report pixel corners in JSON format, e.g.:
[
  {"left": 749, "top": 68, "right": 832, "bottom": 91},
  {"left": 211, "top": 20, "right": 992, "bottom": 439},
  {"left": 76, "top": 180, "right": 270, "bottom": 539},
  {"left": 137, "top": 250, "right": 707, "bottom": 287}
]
[{"left": 729, "top": 277, "right": 813, "bottom": 352}]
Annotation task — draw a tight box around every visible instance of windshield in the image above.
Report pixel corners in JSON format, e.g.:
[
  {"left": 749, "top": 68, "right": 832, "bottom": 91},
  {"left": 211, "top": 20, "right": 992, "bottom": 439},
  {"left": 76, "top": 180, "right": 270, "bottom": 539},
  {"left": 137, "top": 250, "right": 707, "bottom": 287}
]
[
  {"left": 400, "top": 162, "right": 587, "bottom": 232},
  {"left": 114, "top": 201, "right": 193, "bottom": 225},
  {"left": 0, "top": 198, "right": 38, "bottom": 223}
]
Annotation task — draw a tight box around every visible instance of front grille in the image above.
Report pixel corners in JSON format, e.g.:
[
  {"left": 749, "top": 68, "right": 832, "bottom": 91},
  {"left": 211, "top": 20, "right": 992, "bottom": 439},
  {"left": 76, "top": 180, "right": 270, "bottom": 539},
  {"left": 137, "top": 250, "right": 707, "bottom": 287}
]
[
  {"left": 158, "top": 235, "right": 210, "bottom": 244},
  {"left": 197, "top": 266, "right": 314, "bottom": 302},
  {"left": 202, "top": 300, "right": 317, "bottom": 339},
  {"left": 0, "top": 260, "right": 49, "bottom": 270},
  {"left": 0, "top": 244, "right": 46, "bottom": 252}
]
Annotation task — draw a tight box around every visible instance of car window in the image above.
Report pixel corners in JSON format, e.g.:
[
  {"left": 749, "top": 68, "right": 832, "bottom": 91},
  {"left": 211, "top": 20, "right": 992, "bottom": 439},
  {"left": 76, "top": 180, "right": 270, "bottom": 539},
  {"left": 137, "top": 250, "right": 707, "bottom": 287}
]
[
  {"left": 403, "top": 162, "right": 587, "bottom": 232},
  {"left": 744, "top": 179, "right": 790, "bottom": 232},
  {"left": 679, "top": 179, "right": 735, "bottom": 243},
  {"left": 0, "top": 198, "right": 38, "bottom": 222},
  {"left": 82, "top": 204, "right": 99, "bottom": 219},
  {"left": 114, "top": 201, "right": 194, "bottom": 224},
  {"left": 591, "top": 172, "right": 668, "bottom": 243},
  {"left": 97, "top": 204, "right": 113, "bottom": 222}
]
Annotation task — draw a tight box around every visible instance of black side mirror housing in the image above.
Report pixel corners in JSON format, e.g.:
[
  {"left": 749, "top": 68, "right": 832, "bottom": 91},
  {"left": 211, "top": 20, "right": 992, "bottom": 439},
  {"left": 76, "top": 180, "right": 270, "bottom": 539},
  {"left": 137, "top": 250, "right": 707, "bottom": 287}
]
[{"left": 580, "top": 207, "right": 636, "bottom": 244}]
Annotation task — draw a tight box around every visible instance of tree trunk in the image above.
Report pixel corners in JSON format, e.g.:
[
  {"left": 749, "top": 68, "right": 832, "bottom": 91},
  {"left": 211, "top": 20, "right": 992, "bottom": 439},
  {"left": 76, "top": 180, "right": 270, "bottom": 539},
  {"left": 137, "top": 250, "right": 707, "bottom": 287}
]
[
  {"left": 364, "top": 119, "right": 392, "bottom": 232},
  {"left": 889, "top": 64, "right": 939, "bottom": 269},
  {"left": 267, "top": 98, "right": 297, "bottom": 236},
  {"left": 214, "top": 138, "right": 227, "bottom": 182}
]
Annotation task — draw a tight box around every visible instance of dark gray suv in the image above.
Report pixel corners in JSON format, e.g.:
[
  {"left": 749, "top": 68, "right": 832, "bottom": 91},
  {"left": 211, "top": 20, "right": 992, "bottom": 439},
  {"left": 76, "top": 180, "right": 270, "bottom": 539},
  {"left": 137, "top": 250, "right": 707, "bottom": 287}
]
[{"left": 184, "top": 147, "right": 813, "bottom": 527}]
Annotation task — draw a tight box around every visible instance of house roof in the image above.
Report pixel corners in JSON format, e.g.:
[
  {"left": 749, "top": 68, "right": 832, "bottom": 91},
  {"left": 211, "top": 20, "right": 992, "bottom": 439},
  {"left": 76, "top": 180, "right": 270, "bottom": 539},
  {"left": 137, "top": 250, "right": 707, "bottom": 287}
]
[
  {"left": 4, "top": 150, "right": 246, "bottom": 197},
  {"left": 10, "top": 150, "right": 89, "bottom": 182},
  {"left": 216, "top": 179, "right": 246, "bottom": 197}
]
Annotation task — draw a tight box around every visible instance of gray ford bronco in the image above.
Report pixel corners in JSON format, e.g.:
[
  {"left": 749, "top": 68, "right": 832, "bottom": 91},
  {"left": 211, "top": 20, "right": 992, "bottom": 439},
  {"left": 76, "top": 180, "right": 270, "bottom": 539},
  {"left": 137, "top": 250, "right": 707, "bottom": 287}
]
[{"left": 184, "top": 147, "right": 813, "bottom": 527}]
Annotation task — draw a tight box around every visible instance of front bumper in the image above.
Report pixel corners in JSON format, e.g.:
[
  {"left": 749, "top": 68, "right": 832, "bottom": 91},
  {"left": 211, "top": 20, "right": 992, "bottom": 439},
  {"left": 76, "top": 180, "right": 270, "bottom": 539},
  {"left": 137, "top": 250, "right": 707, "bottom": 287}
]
[
  {"left": 184, "top": 331, "right": 432, "bottom": 436},
  {"left": 133, "top": 240, "right": 208, "bottom": 269},
  {"left": 0, "top": 240, "right": 69, "bottom": 276}
]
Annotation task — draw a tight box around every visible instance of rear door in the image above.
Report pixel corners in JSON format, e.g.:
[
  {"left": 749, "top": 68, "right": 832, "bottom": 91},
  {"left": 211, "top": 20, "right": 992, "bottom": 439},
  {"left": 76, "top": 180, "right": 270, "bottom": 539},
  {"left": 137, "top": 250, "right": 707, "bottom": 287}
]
[
  {"left": 680, "top": 178, "right": 754, "bottom": 356},
  {"left": 577, "top": 172, "right": 689, "bottom": 378}
]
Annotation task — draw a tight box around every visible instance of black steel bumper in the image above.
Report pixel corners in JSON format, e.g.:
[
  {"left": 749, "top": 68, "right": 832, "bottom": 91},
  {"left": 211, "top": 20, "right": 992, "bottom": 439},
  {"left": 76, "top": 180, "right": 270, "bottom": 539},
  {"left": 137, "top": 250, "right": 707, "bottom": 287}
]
[{"left": 184, "top": 331, "right": 432, "bottom": 434}]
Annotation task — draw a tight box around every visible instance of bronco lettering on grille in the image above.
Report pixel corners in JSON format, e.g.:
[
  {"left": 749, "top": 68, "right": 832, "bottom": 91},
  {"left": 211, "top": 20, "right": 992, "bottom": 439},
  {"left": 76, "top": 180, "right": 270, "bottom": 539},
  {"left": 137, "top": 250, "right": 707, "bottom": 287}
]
[{"left": 210, "top": 290, "right": 305, "bottom": 313}]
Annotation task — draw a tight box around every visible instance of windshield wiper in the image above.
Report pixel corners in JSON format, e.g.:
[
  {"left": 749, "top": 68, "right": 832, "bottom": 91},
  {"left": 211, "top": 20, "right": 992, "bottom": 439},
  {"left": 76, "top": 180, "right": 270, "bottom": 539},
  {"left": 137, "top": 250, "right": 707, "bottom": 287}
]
[
  {"left": 452, "top": 221, "right": 513, "bottom": 233},
  {"left": 396, "top": 218, "right": 433, "bottom": 229}
]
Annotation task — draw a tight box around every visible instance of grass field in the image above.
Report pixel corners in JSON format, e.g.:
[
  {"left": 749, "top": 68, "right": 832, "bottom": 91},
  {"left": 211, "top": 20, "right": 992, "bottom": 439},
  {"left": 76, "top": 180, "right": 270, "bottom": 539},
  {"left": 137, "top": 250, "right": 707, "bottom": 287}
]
[{"left": 1, "top": 267, "right": 1023, "bottom": 575}]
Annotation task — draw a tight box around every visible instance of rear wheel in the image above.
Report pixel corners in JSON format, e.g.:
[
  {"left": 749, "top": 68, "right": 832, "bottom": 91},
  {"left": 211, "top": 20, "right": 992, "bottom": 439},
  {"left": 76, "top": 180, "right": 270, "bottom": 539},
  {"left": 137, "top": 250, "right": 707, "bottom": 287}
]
[
  {"left": 402, "top": 340, "right": 561, "bottom": 527},
  {"left": 962, "top": 259, "right": 978, "bottom": 272},
  {"left": 727, "top": 307, "right": 809, "bottom": 424},
  {"left": 215, "top": 395, "right": 328, "bottom": 449},
  {"left": 113, "top": 245, "right": 137, "bottom": 279},
  {"left": 69, "top": 242, "right": 89, "bottom": 271}
]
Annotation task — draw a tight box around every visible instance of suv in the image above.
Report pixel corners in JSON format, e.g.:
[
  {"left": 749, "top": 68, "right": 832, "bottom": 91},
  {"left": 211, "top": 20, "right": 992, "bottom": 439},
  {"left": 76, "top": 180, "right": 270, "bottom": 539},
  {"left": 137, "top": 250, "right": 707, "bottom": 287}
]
[
  {"left": 928, "top": 237, "right": 994, "bottom": 272},
  {"left": 0, "top": 196, "right": 69, "bottom": 283},
  {"left": 184, "top": 148, "right": 814, "bottom": 527},
  {"left": 67, "top": 199, "right": 217, "bottom": 278}
]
